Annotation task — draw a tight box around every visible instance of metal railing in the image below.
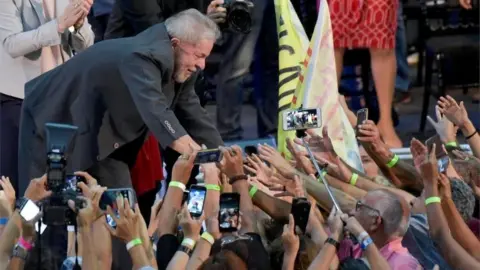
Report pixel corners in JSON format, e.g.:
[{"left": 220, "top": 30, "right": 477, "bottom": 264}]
[{"left": 391, "top": 144, "right": 472, "bottom": 160}]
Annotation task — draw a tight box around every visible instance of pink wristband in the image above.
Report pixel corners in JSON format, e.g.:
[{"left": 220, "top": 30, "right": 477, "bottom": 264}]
[{"left": 18, "top": 237, "right": 33, "bottom": 251}]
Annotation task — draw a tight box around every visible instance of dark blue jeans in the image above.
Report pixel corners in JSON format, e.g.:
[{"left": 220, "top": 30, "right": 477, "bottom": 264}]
[
  {"left": 0, "top": 93, "right": 22, "bottom": 193},
  {"left": 215, "top": 0, "right": 279, "bottom": 140},
  {"left": 395, "top": 2, "right": 410, "bottom": 92}
]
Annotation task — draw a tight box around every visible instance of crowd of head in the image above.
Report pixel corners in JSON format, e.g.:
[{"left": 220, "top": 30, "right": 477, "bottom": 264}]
[{"left": 0, "top": 95, "right": 479, "bottom": 270}]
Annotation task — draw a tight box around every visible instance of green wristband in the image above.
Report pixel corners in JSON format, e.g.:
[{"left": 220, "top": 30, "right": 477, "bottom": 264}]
[
  {"left": 425, "top": 196, "right": 441, "bottom": 206},
  {"left": 386, "top": 155, "right": 399, "bottom": 168},
  {"left": 445, "top": 141, "right": 458, "bottom": 147},
  {"left": 169, "top": 181, "right": 186, "bottom": 191},
  {"left": 205, "top": 184, "right": 221, "bottom": 191},
  {"left": 249, "top": 185, "right": 258, "bottom": 198},
  {"left": 350, "top": 173, "right": 359, "bottom": 186}
]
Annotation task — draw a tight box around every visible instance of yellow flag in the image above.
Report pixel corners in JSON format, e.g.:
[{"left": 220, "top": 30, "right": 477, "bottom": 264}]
[
  {"left": 293, "top": 0, "right": 363, "bottom": 170},
  {"left": 274, "top": 0, "right": 309, "bottom": 159}
]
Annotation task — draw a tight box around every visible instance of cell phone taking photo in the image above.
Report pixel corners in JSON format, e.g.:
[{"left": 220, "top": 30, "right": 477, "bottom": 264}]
[
  {"left": 187, "top": 185, "right": 206, "bottom": 218},
  {"left": 356, "top": 108, "right": 368, "bottom": 131},
  {"left": 194, "top": 149, "right": 223, "bottom": 164},
  {"left": 283, "top": 108, "right": 322, "bottom": 131},
  {"left": 100, "top": 188, "right": 136, "bottom": 229},
  {"left": 291, "top": 197, "right": 311, "bottom": 234},
  {"left": 219, "top": 193, "right": 240, "bottom": 232}
]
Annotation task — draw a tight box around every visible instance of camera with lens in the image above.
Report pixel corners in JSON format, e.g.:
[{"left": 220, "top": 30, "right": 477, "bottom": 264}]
[
  {"left": 42, "top": 123, "right": 84, "bottom": 226},
  {"left": 222, "top": 0, "right": 254, "bottom": 33}
]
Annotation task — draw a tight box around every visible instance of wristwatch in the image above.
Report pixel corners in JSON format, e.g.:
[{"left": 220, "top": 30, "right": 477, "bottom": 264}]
[
  {"left": 11, "top": 244, "right": 28, "bottom": 261},
  {"left": 15, "top": 197, "right": 29, "bottom": 211},
  {"left": 177, "top": 245, "right": 193, "bottom": 257}
]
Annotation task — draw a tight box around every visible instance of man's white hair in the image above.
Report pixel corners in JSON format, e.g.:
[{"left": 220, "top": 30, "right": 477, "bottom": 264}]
[
  {"left": 165, "top": 9, "right": 221, "bottom": 44},
  {"left": 369, "top": 189, "right": 410, "bottom": 237}
]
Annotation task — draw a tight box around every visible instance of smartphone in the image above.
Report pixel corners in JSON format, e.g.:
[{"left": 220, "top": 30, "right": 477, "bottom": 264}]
[
  {"left": 291, "top": 197, "right": 311, "bottom": 234},
  {"left": 187, "top": 185, "right": 207, "bottom": 218},
  {"left": 244, "top": 145, "right": 258, "bottom": 156},
  {"left": 356, "top": 108, "right": 368, "bottom": 128},
  {"left": 182, "top": 191, "right": 189, "bottom": 205},
  {"left": 64, "top": 175, "right": 85, "bottom": 192},
  {"left": 283, "top": 108, "right": 322, "bottom": 131},
  {"left": 20, "top": 200, "right": 41, "bottom": 222},
  {"left": 219, "top": 193, "right": 240, "bottom": 232},
  {"left": 100, "top": 188, "right": 136, "bottom": 229},
  {"left": 99, "top": 188, "right": 136, "bottom": 211},
  {"left": 425, "top": 135, "right": 449, "bottom": 173},
  {"left": 194, "top": 149, "right": 223, "bottom": 164}
]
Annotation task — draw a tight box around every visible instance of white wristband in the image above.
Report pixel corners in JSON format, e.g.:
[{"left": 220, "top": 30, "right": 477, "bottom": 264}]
[
  {"left": 181, "top": 238, "right": 196, "bottom": 248},
  {"left": 67, "top": 225, "right": 75, "bottom": 232},
  {"left": 356, "top": 231, "right": 369, "bottom": 243}
]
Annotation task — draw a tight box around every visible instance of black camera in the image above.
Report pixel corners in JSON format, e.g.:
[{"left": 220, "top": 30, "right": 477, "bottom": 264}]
[
  {"left": 42, "top": 123, "right": 83, "bottom": 226},
  {"left": 222, "top": 0, "right": 254, "bottom": 33}
]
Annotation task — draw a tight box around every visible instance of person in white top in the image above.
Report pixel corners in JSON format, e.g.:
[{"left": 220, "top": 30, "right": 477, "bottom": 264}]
[{"left": 0, "top": 0, "right": 94, "bottom": 192}]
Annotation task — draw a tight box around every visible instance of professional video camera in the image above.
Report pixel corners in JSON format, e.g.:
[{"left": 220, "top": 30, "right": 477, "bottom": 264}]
[
  {"left": 42, "top": 123, "right": 83, "bottom": 226},
  {"left": 223, "top": 0, "right": 254, "bottom": 33}
]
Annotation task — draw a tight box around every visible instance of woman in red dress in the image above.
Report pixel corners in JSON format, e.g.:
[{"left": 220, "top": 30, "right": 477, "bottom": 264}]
[{"left": 325, "top": 0, "right": 402, "bottom": 147}]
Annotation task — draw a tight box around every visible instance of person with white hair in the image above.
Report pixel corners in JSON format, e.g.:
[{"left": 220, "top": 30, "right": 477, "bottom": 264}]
[
  {"left": 18, "top": 8, "right": 224, "bottom": 270},
  {"left": 341, "top": 189, "right": 421, "bottom": 269},
  {"left": 18, "top": 8, "right": 223, "bottom": 199}
]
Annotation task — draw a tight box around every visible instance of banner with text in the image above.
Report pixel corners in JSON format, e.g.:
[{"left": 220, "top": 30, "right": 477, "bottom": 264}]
[
  {"left": 274, "top": 0, "right": 309, "bottom": 159},
  {"left": 291, "top": 0, "right": 363, "bottom": 170}
]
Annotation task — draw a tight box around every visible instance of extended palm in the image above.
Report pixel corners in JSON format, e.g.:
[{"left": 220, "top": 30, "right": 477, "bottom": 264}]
[{"left": 438, "top": 96, "right": 469, "bottom": 128}]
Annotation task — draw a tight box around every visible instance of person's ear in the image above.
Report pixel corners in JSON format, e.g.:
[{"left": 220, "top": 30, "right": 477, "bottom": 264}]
[
  {"left": 369, "top": 215, "right": 382, "bottom": 232},
  {"left": 171, "top": 38, "right": 180, "bottom": 48}
]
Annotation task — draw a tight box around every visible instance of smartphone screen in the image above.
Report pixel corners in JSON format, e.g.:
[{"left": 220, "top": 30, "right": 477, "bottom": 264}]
[
  {"left": 99, "top": 188, "right": 136, "bottom": 211},
  {"left": 219, "top": 193, "right": 240, "bottom": 232},
  {"left": 64, "top": 175, "right": 85, "bottom": 192},
  {"left": 101, "top": 189, "right": 135, "bottom": 229},
  {"left": 20, "top": 200, "right": 41, "bottom": 222},
  {"left": 244, "top": 145, "right": 258, "bottom": 156},
  {"left": 291, "top": 197, "right": 311, "bottom": 234},
  {"left": 283, "top": 108, "right": 322, "bottom": 131},
  {"left": 187, "top": 185, "right": 206, "bottom": 218},
  {"left": 356, "top": 108, "right": 368, "bottom": 127},
  {"left": 105, "top": 212, "right": 118, "bottom": 229},
  {"left": 194, "top": 149, "right": 223, "bottom": 164}
]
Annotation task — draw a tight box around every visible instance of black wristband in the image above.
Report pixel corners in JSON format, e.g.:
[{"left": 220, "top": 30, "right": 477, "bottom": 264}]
[
  {"left": 229, "top": 174, "right": 248, "bottom": 185},
  {"left": 325, "top": 237, "right": 340, "bottom": 249},
  {"left": 177, "top": 245, "right": 193, "bottom": 257},
  {"left": 466, "top": 130, "right": 478, "bottom": 140}
]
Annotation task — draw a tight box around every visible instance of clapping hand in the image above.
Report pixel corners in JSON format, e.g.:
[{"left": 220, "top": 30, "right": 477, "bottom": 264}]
[
  {"left": 410, "top": 138, "right": 428, "bottom": 171},
  {"left": 0, "top": 176, "right": 15, "bottom": 214},
  {"left": 58, "top": 0, "right": 91, "bottom": 32},
  {"left": 419, "top": 143, "right": 440, "bottom": 187},
  {"left": 437, "top": 95, "right": 470, "bottom": 129}
]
